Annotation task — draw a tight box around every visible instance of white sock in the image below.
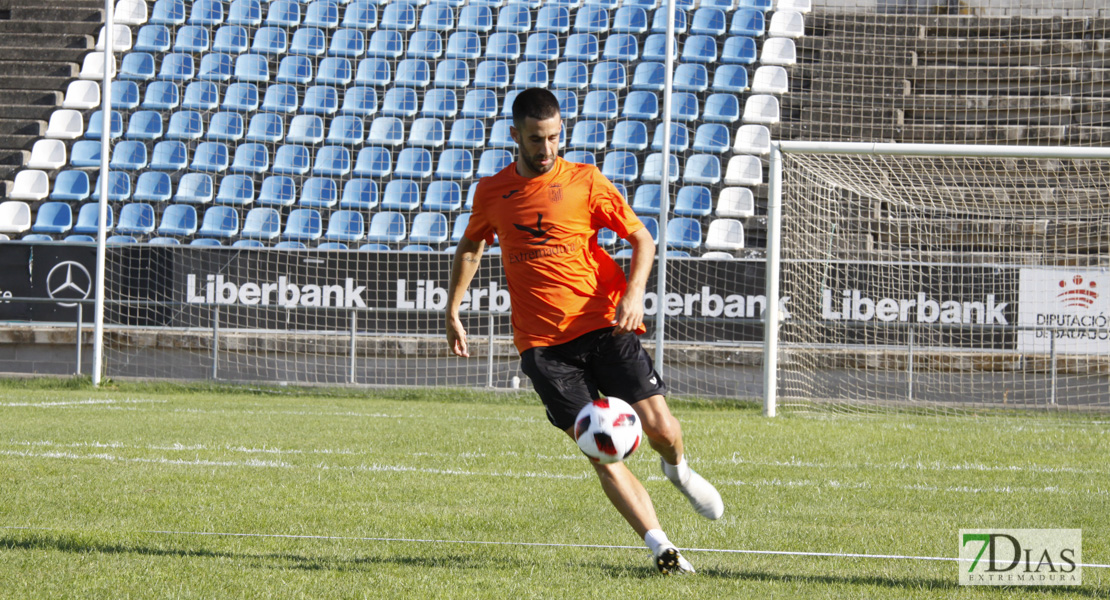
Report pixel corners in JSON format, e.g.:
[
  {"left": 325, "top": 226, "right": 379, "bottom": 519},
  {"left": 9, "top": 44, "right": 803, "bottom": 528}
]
[
  {"left": 644, "top": 529, "right": 673, "bottom": 556},
  {"left": 662, "top": 457, "right": 691, "bottom": 484}
]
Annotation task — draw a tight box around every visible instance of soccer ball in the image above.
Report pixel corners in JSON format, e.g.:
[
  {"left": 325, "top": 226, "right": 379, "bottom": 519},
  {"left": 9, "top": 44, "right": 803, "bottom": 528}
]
[{"left": 574, "top": 397, "right": 642, "bottom": 464}]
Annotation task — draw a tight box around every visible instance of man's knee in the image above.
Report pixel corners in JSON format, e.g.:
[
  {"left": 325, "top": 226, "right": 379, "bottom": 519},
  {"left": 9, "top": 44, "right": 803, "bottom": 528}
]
[{"left": 635, "top": 395, "right": 682, "bottom": 447}]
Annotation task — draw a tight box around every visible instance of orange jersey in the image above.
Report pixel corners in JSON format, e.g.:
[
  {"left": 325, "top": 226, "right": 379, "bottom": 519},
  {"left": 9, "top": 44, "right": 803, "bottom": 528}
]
[{"left": 465, "top": 157, "right": 646, "bottom": 352}]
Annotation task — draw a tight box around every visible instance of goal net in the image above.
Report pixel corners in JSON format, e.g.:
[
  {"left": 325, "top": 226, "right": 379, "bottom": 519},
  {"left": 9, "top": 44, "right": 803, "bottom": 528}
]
[{"left": 773, "top": 145, "right": 1110, "bottom": 413}]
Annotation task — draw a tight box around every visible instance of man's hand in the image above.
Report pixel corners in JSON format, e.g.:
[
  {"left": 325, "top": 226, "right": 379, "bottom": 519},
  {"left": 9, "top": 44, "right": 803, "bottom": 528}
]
[
  {"left": 612, "top": 289, "right": 644, "bottom": 335},
  {"left": 447, "top": 314, "right": 470, "bottom": 357}
]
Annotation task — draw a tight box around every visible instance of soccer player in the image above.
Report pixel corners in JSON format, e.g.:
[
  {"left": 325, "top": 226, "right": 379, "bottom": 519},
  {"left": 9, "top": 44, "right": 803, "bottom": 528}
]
[{"left": 446, "top": 88, "right": 723, "bottom": 575}]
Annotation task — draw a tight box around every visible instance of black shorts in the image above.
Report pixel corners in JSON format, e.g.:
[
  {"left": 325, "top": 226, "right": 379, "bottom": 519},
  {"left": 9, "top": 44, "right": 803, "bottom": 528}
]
[{"left": 519, "top": 327, "right": 667, "bottom": 431}]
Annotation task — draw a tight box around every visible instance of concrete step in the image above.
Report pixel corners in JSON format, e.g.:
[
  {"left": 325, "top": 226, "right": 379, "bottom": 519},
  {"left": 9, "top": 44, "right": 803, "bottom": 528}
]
[
  {"left": 0, "top": 61, "right": 77, "bottom": 78},
  {"left": 0, "top": 118, "right": 44, "bottom": 136},
  {"left": 808, "top": 14, "right": 1093, "bottom": 40},
  {"left": 0, "top": 148, "right": 27, "bottom": 166},
  {"left": 0, "top": 20, "right": 104, "bottom": 35},
  {"left": 0, "top": 104, "right": 60, "bottom": 121},
  {"left": 0, "top": 46, "right": 89, "bottom": 62},
  {"left": 0, "top": 89, "right": 62, "bottom": 106},
  {"left": 0, "top": 76, "right": 73, "bottom": 91},
  {"left": 2, "top": 6, "right": 102, "bottom": 22},
  {"left": 0, "top": 133, "right": 40, "bottom": 151},
  {"left": 0, "top": 33, "right": 92, "bottom": 49},
  {"left": 774, "top": 122, "right": 1073, "bottom": 145}
]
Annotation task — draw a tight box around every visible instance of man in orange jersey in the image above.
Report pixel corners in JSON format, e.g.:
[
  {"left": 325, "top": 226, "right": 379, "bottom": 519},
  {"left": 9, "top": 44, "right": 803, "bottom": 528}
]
[{"left": 446, "top": 88, "right": 723, "bottom": 575}]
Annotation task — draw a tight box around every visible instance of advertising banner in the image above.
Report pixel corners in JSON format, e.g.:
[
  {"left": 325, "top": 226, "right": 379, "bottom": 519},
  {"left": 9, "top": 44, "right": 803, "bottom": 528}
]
[
  {"left": 1018, "top": 268, "right": 1109, "bottom": 354},
  {"left": 0, "top": 244, "right": 96, "bottom": 322}
]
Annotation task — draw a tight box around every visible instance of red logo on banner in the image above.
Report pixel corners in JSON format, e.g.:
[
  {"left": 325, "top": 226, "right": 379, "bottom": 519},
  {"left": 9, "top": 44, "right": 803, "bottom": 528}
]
[{"left": 1057, "top": 275, "right": 1098, "bottom": 309}]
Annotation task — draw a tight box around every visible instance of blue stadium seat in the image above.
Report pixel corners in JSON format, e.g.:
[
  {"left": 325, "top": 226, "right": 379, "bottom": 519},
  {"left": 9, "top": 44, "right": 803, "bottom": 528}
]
[
  {"left": 159, "top": 204, "right": 198, "bottom": 236},
  {"left": 445, "top": 31, "right": 481, "bottom": 60},
  {"left": 553, "top": 61, "right": 589, "bottom": 90},
  {"left": 622, "top": 216, "right": 657, "bottom": 245},
  {"left": 497, "top": 4, "right": 530, "bottom": 32},
  {"left": 150, "top": 0, "right": 186, "bottom": 25},
  {"left": 683, "top": 154, "right": 722, "bottom": 185},
  {"left": 434, "top": 59, "right": 470, "bottom": 88},
  {"left": 701, "top": 0, "right": 734, "bottom": 8},
  {"left": 394, "top": 148, "right": 434, "bottom": 179},
  {"left": 642, "top": 34, "right": 678, "bottom": 62},
  {"left": 631, "top": 184, "right": 661, "bottom": 215},
  {"left": 457, "top": 4, "right": 493, "bottom": 32},
  {"left": 342, "top": 86, "right": 378, "bottom": 116},
  {"left": 159, "top": 53, "right": 195, "bottom": 81},
  {"left": 692, "top": 123, "right": 731, "bottom": 154},
  {"left": 402, "top": 244, "right": 435, "bottom": 252},
  {"left": 671, "top": 92, "right": 700, "bottom": 122},
  {"left": 631, "top": 61, "right": 664, "bottom": 92},
  {"left": 317, "top": 57, "right": 352, "bottom": 85},
  {"left": 565, "top": 33, "right": 600, "bottom": 61},
  {"left": 730, "top": 9, "right": 765, "bottom": 36},
  {"left": 722, "top": 36, "right": 757, "bottom": 64},
  {"left": 666, "top": 218, "right": 702, "bottom": 249},
  {"left": 409, "top": 212, "right": 448, "bottom": 244},
  {"left": 651, "top": 8, "right": 686, "bottom": 33},
  {"left": 421, "top": 88, "right": 457, "bottom": 118},
  {"left": 190, "top": 0, "right": 223, "bottom": 24},
  {"left": 222, "top": 82, "right": 259, "bottom": 111},
  {"left": 134, "top": 171, "right": 173, "bottom": 202},
  {"left": 119, "top": 52, "right": 155, "bottom": 81},
  {"left": 703, "top": 93, "right": 741, "bottom": 123},
  {"left": 379, "top": 87, "right": 417, "bottom": 117},
  {"left": 300, "top": 177, "right": 339, "bottom": 208},
  {"left": 450, "top": 212, "right": 471, "bottom": 242},
  {"left": 260, "top": 83, "right": 298, "bottom": 113},
  {"left": 691, "top": 7, "right": 727, "bottom": 36},
  {"left": 365, "top": 212, "right": 407, "bottom": 243},
  {"left": 68, "top": 140, "right": 101, "bottom": 168},
  {"left": 231, "top": 239, "right": 264, "bottom": 248},
  {"left": 91, "top": 172, "right": 131, "bottom": 201},
  {"left": 227, "top": 0, "right": 262, "bottom": 26},
  {"left": 367, "top": 30, "right": 404, "bottom": 58},
  {"left": 353, "top": 146, "right": 392, "bottom": 177},
  {"left": 191, "top": 238, "right": 223, "bottom": 247},
  {"left": 420, "top": 3, "right": 455, "bottom": 31},
  {"left": 126, "top": 110, "right": 163, "bottom": 140},
  {"left": 282, "top": 208, "right": 322, "bottom": 241},
  {"left": 230, "top": 142, "right": 269, "bottom": 174},
  {"left": 207, "top": 112, "right": 244, "bottom": 142},
  {"left": 325, "top": 116, "right": 362, "bottom": 146},
  {"left": 241, "top": 207, "right": 281, "bottom": 239},
  {"left": 554, "top": 90, "right": 579, "bottom": 119},
  {"left": 116, "top": 203, "right": 155, "bottom": 235},
  {"left": 675, "top": 186, "right": 713, "bottom": 217},
  {"left": 712, "top": 64, "right": 749, "bottom": 93},
  {"left": 475, "top": 60, "right": 509, "bottom": 88},
  {"left": 596, "top": 228, "right": 617, "bottom": 246},
  {"left": 340, "top": 179, "right": 379, "bottom": 209},
  {"left": 354, "top": 57, "right": 391, "bottom": 86},
  {"left": 234, "top": 54, "right": 269, "bottom": 82},
  {"left": 51, "top": 170, "right": 90, "bottom": 201},
  {"left": 85, "top": 110, "right": 123, "bottom": 140},
  {"left": 581, "top": 90, "right": 618, "bottom": 120},
  {"left": 448, "top": 119, "right": 484, "bottom": 149},
  {"left": 570, "top": 120, "right": 606, "bottom": 151},
  {"left": 191, "top": 142, "right": 230, "bottom": 173},
  {"left": 623, "top": 90, "right": 659, "bottom": 120},
  {"left": 197, "top": 205, "right": 240, "bottom": 238},
  {"left": 591, "top": 61, "right": 626, "bottom": 90},
  {"left": 180, "top": 81, "right": 217, "bottom": 110},
  {"left": 144, "top": 237, "right": 181, "bottom": 245},
  {"left": 215, "top": 173, "right": 255, "bottom": 204},
  {"left": 258, "top": 175, "right": 297, "bottom": 206},
  {"left": 273, "top": 241, "right": 305, "bottom": 249},
  {"left": 487, "top": 119, "right": 513, "bottom": 148},
  {"left": 304, "top": 0, "right": 339, "bottom": 28},
  {"left": 174, "top": 170, "right": 213, "bottom": 204},
  {"left": 422, "top": 180, "right": 462, "bottom": 211},
  {"left": 601, "top": 151, "right": 638, "bottom": 183},
  {"left": 72, "top": 203, "right": 113, "bottom": 235},
  {"left": 359, "top": 243, "right": 388, "bottom": 251},
  {"left": 197, "top": 53, "right": 234, "bottom": 81},
  {"left": 271, "top": 145, "right": 311, "bottom": 176},
  {"left": 174, "top": 25, "right": 210, "bottom": 52},
  {"left": 409, "top": 117, "right": 445, "bottom": 148},
  {"left": 436, "top": 148, "right": 474, "bottom": 179},
  {"left": 611, "top": 120, "right": 648, "bottom": 151},
  {"left": 289, "top": 28, "right": 326, "bottom": 56},
  {"left": 682, "top": 36, "right": 717, "bottom": 64},
  {"left": 487, "top": 32, "right": 520, "bottom": 60},
  {"left": 266, "top": 0, "right": 301, "bottom": 27},
  {"left": 674, "top": 63, "right": 709, "bottom": 93},
  {"left": 395, "top": 58, "right": 431, "bottom": 87},
  {"left": 523, "top": 32, "right": 559, "bottom": 61},
  {"left": 324, "top": 210, "right": 365, "bottom": 242},
  {"left": 460, "top": 89, "right": 497, "bottom": 118},
  {"left": 381, "top": 2, "right": 417, "bottom": 30},
  {"left": 564, "top": 150, "right": 596, "bottom": 165},
  {"left": 110, "top": 140, "right": 148, "bottom": 169},
  {"left": 112, "top": 80, "right": 141, "bottom": 110},
  {"left": 408, "top": 30, "right": 443, "bottom": 59},
  {"left": 150, "top": 140, "right": 188, "bottom": 170},
  {"left": 574, "top": 6, "right": 608, "bottom": 32},
  {"left": 302, "top": 85, "right": 339, "bottom": 115},
  {"left": 314, "top": 145, "right": 351, "bottom": 176},
  {"left": 245, "top": 113, "right": 284, "bottom": 143},
  {"left": 501, "top": 89, "right": 521, "bottom": 117},
  {"left": 330, "top": 28, "right": 366, "bottom": 57},
  {"left": 612, "top": 6, "right": 647, "bottom": 33},
  {"left": 367, "top": 116, "right": 405, "bottom": 146},
  {"left": 602, "top": 33, "right": 638, "bottom": 62},
  {"left": 513, "top": 61, "right": 548, "bottom": 89},
  {"left": 476, "top": 149, "right": 512, "bottom": 177},
  {"left": 342, "top": 1, "right": 378, "bottom": 29},
  {"left": 642, "top": 153, "right": 680, "bottom": 183},
  {"left": 535, "top": 5, "right": 570, "bottom": 33},
  {"left": 135, "top": 24, "right": 172, "bottom": 52}
]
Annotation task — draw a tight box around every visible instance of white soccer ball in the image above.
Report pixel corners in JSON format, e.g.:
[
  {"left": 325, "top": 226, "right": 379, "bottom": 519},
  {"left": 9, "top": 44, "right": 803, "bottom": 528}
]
[{"left": 574, "top": 397, "right": 643, "bottom": 464}]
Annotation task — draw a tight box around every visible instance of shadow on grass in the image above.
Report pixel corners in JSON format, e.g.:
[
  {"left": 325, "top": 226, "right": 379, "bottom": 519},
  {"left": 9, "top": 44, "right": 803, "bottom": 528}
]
[{"left": 3, "top": 532, "right": 1102, "bottom": 596}]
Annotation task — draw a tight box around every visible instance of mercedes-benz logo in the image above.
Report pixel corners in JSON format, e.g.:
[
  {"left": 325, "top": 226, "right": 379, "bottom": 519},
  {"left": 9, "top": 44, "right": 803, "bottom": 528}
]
[{"left": 46, "top": 261, "right": 92, "bottom": 307}]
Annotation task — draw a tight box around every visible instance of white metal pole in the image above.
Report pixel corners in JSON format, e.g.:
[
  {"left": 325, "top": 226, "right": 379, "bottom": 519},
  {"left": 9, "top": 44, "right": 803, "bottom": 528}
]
[
  {"left": 761, "top": 144, "right": 785, "bottom": 417},
  {"left": 652, "top": 0, "right": 677, "bottom": 369},
  {"left": 778, "top": 140, "right": 1110, "bottom": 159},
  {"left": 92, "top": 0, "right": 114, "bottom": 387}
]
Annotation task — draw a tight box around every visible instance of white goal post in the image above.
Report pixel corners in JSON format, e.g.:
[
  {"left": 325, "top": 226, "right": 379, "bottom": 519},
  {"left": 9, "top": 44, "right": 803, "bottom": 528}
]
[{"left": 763, "top": 141, "right": 1110, "bottom": 416}]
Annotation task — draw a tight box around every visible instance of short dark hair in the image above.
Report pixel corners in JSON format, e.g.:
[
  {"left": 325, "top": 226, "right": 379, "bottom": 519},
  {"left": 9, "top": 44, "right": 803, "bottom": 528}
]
[{"left": 512, "top": 88, "right": 561, "bottom": 129}]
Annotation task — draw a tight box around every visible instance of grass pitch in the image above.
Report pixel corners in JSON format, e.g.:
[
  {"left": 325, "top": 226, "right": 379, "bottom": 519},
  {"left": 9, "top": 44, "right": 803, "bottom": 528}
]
[{"left": 0, "top": 378, "right": 1106, "bottom": 599}]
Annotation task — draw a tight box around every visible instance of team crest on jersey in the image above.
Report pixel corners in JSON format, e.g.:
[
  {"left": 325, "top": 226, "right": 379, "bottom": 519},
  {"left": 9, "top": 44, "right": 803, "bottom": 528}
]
[{"left": 548, "top": 183, "right": 563, "bottom": 204}]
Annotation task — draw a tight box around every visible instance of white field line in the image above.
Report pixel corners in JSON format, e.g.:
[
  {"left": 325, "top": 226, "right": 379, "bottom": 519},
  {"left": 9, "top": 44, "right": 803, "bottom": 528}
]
[
  {"left": 0, "top": 398, "right": 165, "bottom": 408},
  {"left": 2, "top": 526, "right": 1108, "bottom": 570}
]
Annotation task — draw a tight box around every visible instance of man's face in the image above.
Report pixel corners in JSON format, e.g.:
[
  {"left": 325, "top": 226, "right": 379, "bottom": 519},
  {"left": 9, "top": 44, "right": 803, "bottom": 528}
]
[{"left": 510, "top": 114, "right": 562, "bottom": 179}]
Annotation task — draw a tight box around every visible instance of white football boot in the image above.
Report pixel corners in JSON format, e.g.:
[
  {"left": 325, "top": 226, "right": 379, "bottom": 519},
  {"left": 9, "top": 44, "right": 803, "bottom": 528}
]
[
  {"left": 654, "top": 547, "right": 696, "bottom": 575},
  {"left": 662, "top": 458, "right": 724, "bottom": 520}
]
